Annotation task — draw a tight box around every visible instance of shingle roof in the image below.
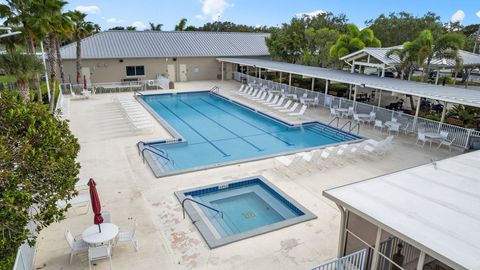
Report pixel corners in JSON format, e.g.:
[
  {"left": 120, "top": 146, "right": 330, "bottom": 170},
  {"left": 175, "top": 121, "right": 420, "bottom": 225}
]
[
  {"left": 340, "top": 46, "right": 480, "bottom": 67},
  {"left": 60, "top": 31, "right": 270, "bottom": 59}
]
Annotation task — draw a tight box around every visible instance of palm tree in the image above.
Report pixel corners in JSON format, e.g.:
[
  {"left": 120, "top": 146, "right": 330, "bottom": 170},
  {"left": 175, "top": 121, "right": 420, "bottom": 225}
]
[
  {"left": 149, "top": 22, "right": 163, "bottom": 31},
  {"left": 424, "top": 32, "right": 464, "bottom": 81},
  {"left": 174, "top": 19, "right": 187, "bottom": 31},
  {"left": 66, "top": 10, "right": 95, "bottom": 84},
  {"left": 0, "top": 0, "right": 37, "bottom": 54},
  {"left": 0, "top": 52, "right": 44, "bottom": 102}
]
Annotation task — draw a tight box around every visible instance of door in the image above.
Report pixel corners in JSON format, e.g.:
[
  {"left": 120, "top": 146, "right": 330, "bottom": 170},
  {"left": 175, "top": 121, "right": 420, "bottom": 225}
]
[
  {"left": 81, "top": 67, "right": 91, "bottom": 85},
  {"left": 167, "top": 64, "right": 176, "bottom": 82},
  {"left": 179, "top": 64, "right": 187, "bottom": 82}
]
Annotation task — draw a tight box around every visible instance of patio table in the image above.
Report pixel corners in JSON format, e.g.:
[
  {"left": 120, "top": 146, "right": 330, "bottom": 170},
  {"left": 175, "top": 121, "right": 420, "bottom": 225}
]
[
  {"left": 424, "top": 132, "right": 443, "bottom": 140},
  {"left": 82, "top": 223, "right": 119, "bottom": 245},
  {"left": 335, "top": 108, "right": 349, "bottom": 118},
  {"left": 385, "top": 121, "right": 402, "bottom": 128}
]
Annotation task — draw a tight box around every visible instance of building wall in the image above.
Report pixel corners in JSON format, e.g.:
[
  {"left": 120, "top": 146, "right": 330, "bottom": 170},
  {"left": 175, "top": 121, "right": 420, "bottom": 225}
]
[{"left": 61, "top": 57, "right": 236, "bottom": 84}]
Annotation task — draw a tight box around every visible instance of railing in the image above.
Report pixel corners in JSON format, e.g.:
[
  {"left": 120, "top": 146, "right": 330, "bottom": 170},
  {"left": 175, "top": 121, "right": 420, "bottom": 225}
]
[
  {"left": 59, "top": 79, "right": 165, "bottom": 95},
  {"left": 328, "top": 117, "right": 340, "bottom": 128},
  {"left": 366, "top": 236, "right": 420, "bottom": 270},
  {"left": 181, "top": 198, "right": 223, "bottom": 219},
  {"left": 54, "top": 86, "right": 64, "bottom": 115},
  {"left": 340, "top": 121, "right": 352, "bottom": 131},
  {"left": 235, "top": 72, "right": 480, "bottom": 149},
  {"left": 350, "top": 122, "right": 361, "bottom": 135},
  {"left": 210, "top": 86, "right": 220, "bottom": 93},
  {"left": 311, "top": 249, "right": 367, "bottom": 270}
]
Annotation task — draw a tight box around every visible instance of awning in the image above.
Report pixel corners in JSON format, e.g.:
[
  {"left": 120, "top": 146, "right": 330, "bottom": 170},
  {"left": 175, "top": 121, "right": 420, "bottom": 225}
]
[{"left": 218, "top": 57, "right": 480, "bottom": 108}]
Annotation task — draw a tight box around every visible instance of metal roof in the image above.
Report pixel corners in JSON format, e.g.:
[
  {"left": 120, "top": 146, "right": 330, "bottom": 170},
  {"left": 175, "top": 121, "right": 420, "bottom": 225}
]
[
  {"left": 60, "top": 31, "right": 270, "bottom": 59},
  {"left": 340, "top": 46, "right": 480, "bottom": 67},
  {"left": 217, "top": 57, "right": 480, "bottom": 107},
  {"left": 323, "top": 151, "right": 480, "bottom": 270}
]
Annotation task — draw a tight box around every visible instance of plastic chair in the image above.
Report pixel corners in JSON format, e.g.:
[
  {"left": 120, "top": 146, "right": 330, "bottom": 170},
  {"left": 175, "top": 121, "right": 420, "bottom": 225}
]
[
  {"left": 88, "top": 244, "right": 113, "bottom": 270},
  {"left": 65, "top": 229, "right": 88, "bottom": 264},
  {"left": 116, "top": 218, "right": 138, "bottom": 251}
]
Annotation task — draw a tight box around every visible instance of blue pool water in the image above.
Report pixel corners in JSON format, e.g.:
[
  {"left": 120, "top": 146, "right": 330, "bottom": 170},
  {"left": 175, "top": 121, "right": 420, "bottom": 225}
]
[
  {"left": 140, "top": 91, "right": 360, "bottom": 176},
  {"left": 176, "top": 177, "right": 316, "bottom": 248}
]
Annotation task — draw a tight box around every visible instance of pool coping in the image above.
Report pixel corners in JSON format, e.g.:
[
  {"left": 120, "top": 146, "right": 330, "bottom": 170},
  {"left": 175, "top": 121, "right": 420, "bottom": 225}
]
[
  {"left": 135, "top": 90, "right": 364, "bottom": 178},
  {"left": 174, "top": 176, "right": 317, "bottom": 249}
]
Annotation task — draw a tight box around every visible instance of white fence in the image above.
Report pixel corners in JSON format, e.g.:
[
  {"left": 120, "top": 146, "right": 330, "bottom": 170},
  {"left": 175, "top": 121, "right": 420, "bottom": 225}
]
[
  {"left": 234, "top": 72, "right": 480, "bottom": 149},
  {"left": 60, "top": 78, "right": 168, "bottom": 95},
  {"left": 311, "top": 249, "right": 366, "bottom": 270},
  {"left": 13, "top": 221, "right": 37, "bottom": 270}
]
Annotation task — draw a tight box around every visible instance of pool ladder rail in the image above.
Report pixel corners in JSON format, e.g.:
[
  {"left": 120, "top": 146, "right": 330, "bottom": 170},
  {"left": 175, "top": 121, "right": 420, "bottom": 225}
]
[
  {"left": 181, "top": 198, "right": 223, "bottom": 219},
  {"left": 210, "top": 86, "right": 220, "bottom": 94},
  {"left": 137, "top": 141, "right": 174, "bottom": 171}
]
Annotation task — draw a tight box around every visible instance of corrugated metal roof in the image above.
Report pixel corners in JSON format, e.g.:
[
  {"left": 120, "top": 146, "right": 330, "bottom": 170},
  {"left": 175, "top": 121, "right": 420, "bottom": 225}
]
[
  {"left": 218, "top": 57, "right": 480, "bottom": 107},
  {"left": 324, "top": 150, "right": 480, "bottom": 270},
  {"left": 60, "top": 31, "right": 270, "bottom": 59},
  {"left": 340, "top": 46, "right": 480, "bottom": 67}
]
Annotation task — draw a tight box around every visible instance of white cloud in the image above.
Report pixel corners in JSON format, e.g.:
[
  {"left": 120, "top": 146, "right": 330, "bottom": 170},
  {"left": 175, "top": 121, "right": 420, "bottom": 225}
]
[
  {"left": 74, "top": 5, "right": 100, "bottom": 14},
  {"left": 106, "top": 18, "right": 126, "bottom": 24},
  {"left": 476, "top": 10, "right": 480, "bottom": 18},
  {"left": 200, "top": 0, "right": 233, "bottom": 20},
  {"left": 451, "top": 10, "right": 465, "bottom": 22},
  {"left": 195, "top": 14, "right": 207, "bottom": 20},
  {"left": 131, "top": 21, "right": 147, "bottom": 30},
  {"left": 296, "top": 10, "right": 325, "bottom": 18}
]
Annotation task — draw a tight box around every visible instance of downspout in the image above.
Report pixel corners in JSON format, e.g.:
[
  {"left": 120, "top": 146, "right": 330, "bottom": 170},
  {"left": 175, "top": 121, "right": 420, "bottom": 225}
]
[{"left": 336, "top": 204, "right": 347, "bottom": 258}]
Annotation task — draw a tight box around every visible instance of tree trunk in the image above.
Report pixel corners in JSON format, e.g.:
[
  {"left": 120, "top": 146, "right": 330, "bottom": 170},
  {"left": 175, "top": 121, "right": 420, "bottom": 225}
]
[
  {"left": 55, "top": 38, "right": 66, "bottom": 84},
  {"left": 76, "top": 36, "right": 82, "bottom": 84},
  {"left": 25, "top": 32, "right": 42, "bottom": 102},
  {"left": 47, "top": 34, "right": 57, "bottom": 112},
  {"left": 19, "top": 81, "right": 30, "bottom": 102}
]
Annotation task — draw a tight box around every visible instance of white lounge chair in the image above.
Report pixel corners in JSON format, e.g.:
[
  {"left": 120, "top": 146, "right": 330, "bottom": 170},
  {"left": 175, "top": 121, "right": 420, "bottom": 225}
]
[
  {"left": 288, "top": 105, "right": 307, "bottom": 116},
  {"left": 274, "top": 153, "right": 308, "bottom": 175},
  {"left": 246, "top": 89, "right": 259, "bottom": 99},
  {"left": 240, "top": 87, "right": 253, "bottom": 96},
  {"left": 268, "top": 96, "right": 284, "bottom": 107},
  {"left": 56, "top": 194, "right": 90, "bottom": 215},
  {"left": 274, "top": 100, "right": 291, "bottom": 110},
  {"left": 314, "top": 150, "right": 331, "bottom": 169},
  {"left": 263, "top": 95, "right": 279, "bottom": 105},
  {"left": 65, "top": 229, "right": 88, "bottom": 264},
  {"left": 88, "top": 245, "right": 113, "bottom": 270},
  {"left": 280, "top": 102, "right": 299, "bottom": 113},
  {"left": 259, "top": 94, "right": 274, "bottom": 104},
  {"left": 248, "top": 90, "right": 263, "bottom": 100},
  {"left": 236, "top": 84, "right": 246, "bottom": 95},
  {"left": 116, "top": 218, "right": 138, "bottom": 251}
]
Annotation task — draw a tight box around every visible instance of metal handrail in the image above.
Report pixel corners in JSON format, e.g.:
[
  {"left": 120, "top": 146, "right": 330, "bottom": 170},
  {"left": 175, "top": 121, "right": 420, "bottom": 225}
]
[
  {"left": 133, "top": 90, "right": 144, "bottom": 96},
  {"left": 327, "top": 116, "right": 339, "bottom": 128},
  {"left": 181, "top": 198, "right": 223, "bottom": 219},
  {"left": 141, "top": 147, "right": 172, "bottom": 165},
  {"left": 340, "top": 121, "right": 352, "bottom": 131},
  {"left": 136, "top": 141, "right": 146, "bottom": 155},
  {"left": 210, "top": 86, "right": 219, "bottom": 93},
  {"left": 349, "top": 122, "right": 361, "bottom": 135}
]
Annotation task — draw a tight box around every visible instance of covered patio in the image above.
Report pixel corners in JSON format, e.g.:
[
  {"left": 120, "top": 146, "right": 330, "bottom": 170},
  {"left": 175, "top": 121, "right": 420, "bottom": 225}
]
[
  {"left": 217, "top": 57, "right": 480, "bottom": 149},
  {"left": 323, "top": 150, "right": 480, "bottom": 270}
]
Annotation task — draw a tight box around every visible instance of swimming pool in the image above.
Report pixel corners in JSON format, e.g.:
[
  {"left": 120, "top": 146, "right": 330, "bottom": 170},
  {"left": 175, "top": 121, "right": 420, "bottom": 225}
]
[
  {"left": 175, "top": 176, "right": 316, "bottom": 248},
  {"left": 138, "top": 91, "right": 361, "bottom": 177}
]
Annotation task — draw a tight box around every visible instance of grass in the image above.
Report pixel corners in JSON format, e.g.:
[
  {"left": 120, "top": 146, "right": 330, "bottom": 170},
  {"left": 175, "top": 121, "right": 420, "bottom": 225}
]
[{"left": 0, "top": 75, "right": 17, "bottom": 83}]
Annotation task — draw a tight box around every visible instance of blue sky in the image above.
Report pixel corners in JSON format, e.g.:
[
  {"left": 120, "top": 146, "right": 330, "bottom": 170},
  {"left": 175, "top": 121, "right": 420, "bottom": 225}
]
[{"left": 65, "top": 0, "right": 480, "bottom": 31}]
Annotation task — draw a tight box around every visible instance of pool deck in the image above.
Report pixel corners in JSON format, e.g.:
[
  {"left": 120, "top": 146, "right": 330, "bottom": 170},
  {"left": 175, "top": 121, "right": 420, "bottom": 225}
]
[{"left": 34, "top": 80, "right": 460, "bottom": 270}]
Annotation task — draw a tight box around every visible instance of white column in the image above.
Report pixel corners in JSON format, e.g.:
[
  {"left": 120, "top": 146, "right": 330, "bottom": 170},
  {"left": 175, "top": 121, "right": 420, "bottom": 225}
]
[
  {"left": 279, "top": 72, "right": 282, "bottom": 83},
  {"left": 337, "top": 206, "right": 347, "bottom": 257},
  {"left": 353, "top": 85, "right": 357, "bottom": 103},
  {"left": 221, "top": 62, "right": 224, "bottom": 81},
  {"left": 381, "top": 66, "right": 386, "bottom": 77},
  {"left": 40, "top": 41, "right": 51, "bottom": 100},
  {"left": 416, "top": 251, "right": 426, "bottom": 270},
  {"left": 348, "top": 85, "right": 352, "bottom": 100},
  {"left": 377, "top": 90, "right": 382, "bottom": 107},
  {"left": 440, "top": 101, "right": 447, "bottom": 123},
  {"left": 255, "top": 67, "right": 257, "bottom": 77},
  {"left": 311, "top": 78, "right": 315, "bottom": 91},
  {"left": 324, "top": 79, "right": 329, "bottom": 95},
  {"left": 435, "top": 69, "right": 440, "bottom": 85},
  {"left": 350, "top": 62, "right": 355, "bottom": 73},
  {"left": 370, "top": 227, "right": 382, "bottom": 270},
  {"left": 258, "top": 68, "right": 261, "bottom": 78},
  {"left": 289, "top": 73, "right": 292, "bottom": 86},
  {"left": 413, "top": 96, "right": 421, "bottom": 129}
]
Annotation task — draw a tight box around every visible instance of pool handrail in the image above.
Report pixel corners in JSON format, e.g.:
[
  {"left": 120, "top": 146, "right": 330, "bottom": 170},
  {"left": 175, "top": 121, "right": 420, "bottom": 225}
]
[
  {"left": 181, "top": 198, "right": 223, "bottom": 219},
  {"left": 349, "top": 122, "right": 361, "bottom": 135},
  {"left": 210, "top": 86, "right": 219, "bottom": 94},
  {"left": 140, "top": 147, "right": 173, "bottom": 166},
  {"left": 327, "top": 116, "right": 340, "bottom": 128}
]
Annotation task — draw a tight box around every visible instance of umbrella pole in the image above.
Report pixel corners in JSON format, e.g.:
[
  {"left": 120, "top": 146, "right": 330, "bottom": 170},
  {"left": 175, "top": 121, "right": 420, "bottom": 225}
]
[{"left": 98, "top": 224, "right": 101, "bottom": 233}]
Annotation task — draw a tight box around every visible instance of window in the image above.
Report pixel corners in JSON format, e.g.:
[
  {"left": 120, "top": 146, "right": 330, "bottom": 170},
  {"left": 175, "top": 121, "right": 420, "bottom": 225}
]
[{"left": 126, "top": 66, "right": 145, "bottom": 76}]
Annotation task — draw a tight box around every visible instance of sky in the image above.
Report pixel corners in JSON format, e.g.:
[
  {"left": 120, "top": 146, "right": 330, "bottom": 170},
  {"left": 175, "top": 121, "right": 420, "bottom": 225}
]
[{"left": 65, "top": 0, "right": 480, "bottom": 31}]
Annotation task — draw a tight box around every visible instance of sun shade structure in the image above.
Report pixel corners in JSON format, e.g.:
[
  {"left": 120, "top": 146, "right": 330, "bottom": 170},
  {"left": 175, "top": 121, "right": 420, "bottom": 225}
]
[
  {"left": 323, "top": 150, "right": 480, "bottom": 270},
  {"left": 217, "top": 57, "right": 480, "bottom": 108},
  {"left": 88, "top": 178, "right": 104, "bottom": 232}
]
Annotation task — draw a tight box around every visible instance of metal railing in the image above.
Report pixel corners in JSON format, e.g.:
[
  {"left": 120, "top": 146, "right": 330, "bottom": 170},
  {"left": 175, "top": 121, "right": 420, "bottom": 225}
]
[
  {"left": 59, "top": 78, "right": 167, "bottom": 95},
  {"left": 181, "top": 198, "right": 223, "bottom": 219},
  {"left": 235, "top": 72, "right": 480, "bottom": 149},
  {"left": 368, "top": 237, "right": 420, "bottom": 270},
  {"left": 311, "top": 249, "right": 367, "bottom": 270},
  {"left": 210, "top": 86, "right": 220, "bottom": 93}
]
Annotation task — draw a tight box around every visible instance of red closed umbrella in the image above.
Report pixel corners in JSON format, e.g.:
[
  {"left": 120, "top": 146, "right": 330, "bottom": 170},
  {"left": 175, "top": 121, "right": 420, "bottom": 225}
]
[{"left": 88, "top": 178, "right": 104, "bottom": 232}]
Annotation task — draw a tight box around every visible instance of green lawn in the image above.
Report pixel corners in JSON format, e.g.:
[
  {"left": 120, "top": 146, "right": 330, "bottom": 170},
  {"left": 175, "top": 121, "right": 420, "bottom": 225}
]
[{"left": 0, "top": 75, "right": 17, "bottom": 83}]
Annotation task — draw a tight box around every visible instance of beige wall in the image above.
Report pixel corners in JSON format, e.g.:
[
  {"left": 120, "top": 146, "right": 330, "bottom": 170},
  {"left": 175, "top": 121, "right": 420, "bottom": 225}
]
[{"left": 62, "top": 57, "right": 236, "bottom": 84}]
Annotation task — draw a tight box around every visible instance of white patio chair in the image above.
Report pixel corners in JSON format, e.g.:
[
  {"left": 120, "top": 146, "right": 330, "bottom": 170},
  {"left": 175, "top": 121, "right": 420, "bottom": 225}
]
[
  {"left": 88, "top": 244, "right": 113, "bottom": 270},
  {"left": 116, "top": 218, "right": 139, "bottom": 251},
  {"left": 279, "top": 102, "right": 299, "bottom": 113},
  {"left": 102, "top": 211, "right": 112, "bottom": 223},
  {"left": 437, "top": 137, "right": 455, "bottom": 151},
  {"left": 373, "top": 120, "right": 384, "bottom": 132},
  {"left": 416, "top": 133, "right": 432, "bottom": 148},
  {"left": 440, "top": 131, "right": 449, "bottom": 140},
  {"left": 288, "top": 105, "right": 307, "bottom": 116},
  {"left": 330, "top": 108, "right": 339, "bottom": 118},
  {"left": 347, "top": 106, "right": 354, "bottom": 118},
  {"left": 65, "top": 229, "right": 88, "bottom": 264},
  {"left": 388, "top": 124, "right": 400, "bottom": 136},
  {"left": 368, "top": 112, "right": 376, "bottom": 125},
  {"left": 391, "top": 117, "right": 397, "bottom": 122}
]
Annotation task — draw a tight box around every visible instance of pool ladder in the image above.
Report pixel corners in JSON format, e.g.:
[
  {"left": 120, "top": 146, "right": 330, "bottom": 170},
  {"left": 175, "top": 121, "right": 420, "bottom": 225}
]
[
  {"left": 137, "top": 142, "right": 174, "bottom": 170},
  {"left": 181, "top": 198, "right": 223, "bottom": 219},
  {"left": 210, "top": 86, "right": 220, "bottom": 94}
]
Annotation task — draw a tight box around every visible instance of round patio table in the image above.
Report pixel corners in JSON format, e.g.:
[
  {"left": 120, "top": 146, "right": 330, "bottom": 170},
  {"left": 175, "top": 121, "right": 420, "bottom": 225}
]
[{"left": 82, "top": 223, "right": 119, "bottom": 245}]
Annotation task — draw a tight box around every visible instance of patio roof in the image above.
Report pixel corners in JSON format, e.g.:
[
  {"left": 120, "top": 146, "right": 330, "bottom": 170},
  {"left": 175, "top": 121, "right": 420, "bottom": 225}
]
[
  {"left": 217, "top": 57, "right": 480, "bottom": 108},
  {"left": 323, "top": 151, "right": 480, "bottom": 270}
]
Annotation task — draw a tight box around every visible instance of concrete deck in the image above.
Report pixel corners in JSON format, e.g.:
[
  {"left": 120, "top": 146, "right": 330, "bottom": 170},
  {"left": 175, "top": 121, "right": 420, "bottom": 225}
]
[{"left": 34, "top": 80, "right": 459, "bottom": 270}]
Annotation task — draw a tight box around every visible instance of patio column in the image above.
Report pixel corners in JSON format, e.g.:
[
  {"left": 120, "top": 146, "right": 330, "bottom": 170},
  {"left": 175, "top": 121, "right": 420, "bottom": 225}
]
[
  {"left": 413, "top": 96, "right": 421, "bottom": 129},
  {"left": 381, "top": 66, "right": 386, "bottom": 77},
  {"left": 416, "top": 251, "right": 426, "bottom": 270},
  {"left": 279, "top": 72, "right": 282, "bottom": 83},
  {"left": 246, "top": 66, "right": 249, "bottom": 75},
  {"left": 377, "top": 90, "right": 382, "bottom": 106},
  {"left": 289, "top": 73, "right": 292, "bottom": 86},
  {"left": 259, "top": 68, "right": 262, "bottom": 78},
  {"left": 324, "top": 79, "right": 329, "bottom": 95},
  {"left": 440, "top": 101, "right": 448, "bottom": 123},
  {"left": 348, "top": 85, "right": 352, "bottom": 100},
  {"left": 255, "top": 67, "right": 257, "bottom": 77},
  {"left": 435, "top": 69, "right": 440, "bottom": 85},
  {"left": 353, "top": 85, "right": 357, "bottom": 103},
  {"left": 350, "top": 62, "right": 355, "bottom": 73},
  {"left": 370, "top": 227, "right": 382, "bottom": 270},
  {"left": 311, "top": 78, "right": 315, "bottom": 91},
  {"left": 221, "top": 62, "right": 224, "bottom": 81}
]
